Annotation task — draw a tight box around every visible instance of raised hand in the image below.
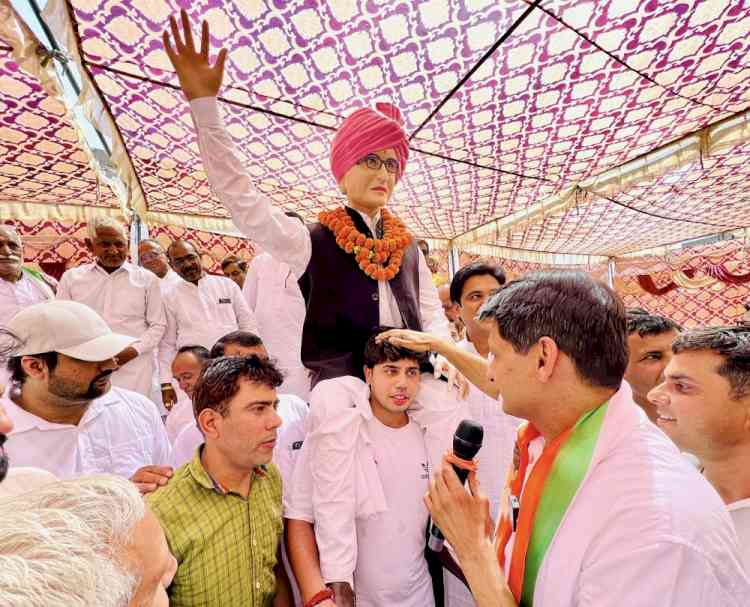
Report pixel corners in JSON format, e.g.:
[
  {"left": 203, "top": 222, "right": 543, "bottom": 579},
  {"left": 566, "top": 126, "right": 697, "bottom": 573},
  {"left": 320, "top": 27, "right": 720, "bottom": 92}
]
[{"left": 163, "top": 9, "right": 227, "bottom": 101}]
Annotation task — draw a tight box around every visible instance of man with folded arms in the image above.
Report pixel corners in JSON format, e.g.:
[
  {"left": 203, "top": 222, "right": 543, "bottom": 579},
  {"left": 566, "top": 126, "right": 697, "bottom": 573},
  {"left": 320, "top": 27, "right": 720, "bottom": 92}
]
[
  {"left": 0, "top": 300, "right": 171, "bottom": 493},
  {"left": 382, "top": 271, "right": 749, "bottom": 606},
  {"left": 648, "top": 325, "right": 750, "bottom": 571}
]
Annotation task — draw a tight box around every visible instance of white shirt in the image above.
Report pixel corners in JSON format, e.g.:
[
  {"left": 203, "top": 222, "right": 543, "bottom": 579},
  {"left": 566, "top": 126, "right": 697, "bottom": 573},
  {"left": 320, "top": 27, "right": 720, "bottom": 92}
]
[
  {"left": 244, "top": 252, "right": 310, "bottom": 399},
  {"left": 160, "top": 268, "right": 184, "bottom": 294},
  {"left": 500, "top": 384, "right": 750, "bottom": 606},
  {"left": 354, "top": 418, "right": 434, "bottom": 607},
  {"left": 0, "top": 273, "right": 53, "bottom": 326},
  {"left": 165, "top": 396, "right": 194, "bottom": 444},
  {"left": 287, "top": 375, "right": 461, "bottom": 588},
  {"left": 3, "top": 386, "right": 171, "bottom": 480},
  {"left": 728, "top": 498, "right": 750, "bottom": 573},
  {"left": 57, "top": 261, "right": 166, "bottom": 396},
  {"left": 189, "top": 97, "right": 449, "bottom": 339},
  {"left": 170, "top": 393, "right": 308, "bottom": 469},
  {"left": 157, "top": 273, "right": 259, "bottom": 382}
]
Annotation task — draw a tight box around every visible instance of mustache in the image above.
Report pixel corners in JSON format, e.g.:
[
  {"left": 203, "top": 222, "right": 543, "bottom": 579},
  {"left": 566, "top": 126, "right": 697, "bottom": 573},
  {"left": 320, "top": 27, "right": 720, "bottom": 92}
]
[{"left": 94, "top": 369, "right": 115, "bottom": 381}]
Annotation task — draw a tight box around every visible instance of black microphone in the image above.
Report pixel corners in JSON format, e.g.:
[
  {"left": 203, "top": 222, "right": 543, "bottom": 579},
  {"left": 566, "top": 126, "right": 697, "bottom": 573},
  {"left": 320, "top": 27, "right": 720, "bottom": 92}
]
[{"left": 428, "top": 419, "right": 484, "bottom": 552}]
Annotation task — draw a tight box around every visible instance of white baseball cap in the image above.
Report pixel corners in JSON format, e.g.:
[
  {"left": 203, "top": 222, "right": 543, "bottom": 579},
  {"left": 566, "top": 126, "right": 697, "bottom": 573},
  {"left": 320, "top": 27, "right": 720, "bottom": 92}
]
[{"left": 6, "top": 300, "right": 136, "bottom": 362}]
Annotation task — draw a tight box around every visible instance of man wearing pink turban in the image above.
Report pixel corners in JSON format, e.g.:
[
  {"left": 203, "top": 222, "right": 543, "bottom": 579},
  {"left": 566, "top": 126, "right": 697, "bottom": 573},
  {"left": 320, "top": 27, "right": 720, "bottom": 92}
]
[{"left": 164, "top": 12, "right": 449, "bottom": 386}]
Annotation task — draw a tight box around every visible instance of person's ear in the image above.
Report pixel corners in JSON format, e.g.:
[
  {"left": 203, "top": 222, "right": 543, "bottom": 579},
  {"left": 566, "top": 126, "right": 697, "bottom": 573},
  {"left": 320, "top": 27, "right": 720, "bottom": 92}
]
[
  {"left": 535, "top": 337, "right": 560, "bottom": 383},
  {"left": 197, "top": 408, "right": 221, "bottom": 439},
  {"left": 21, "top": 356, "right": 49, "bottom": 381},
  {"left": 363, "top": 366, "right": 373, "bottom": 385}
]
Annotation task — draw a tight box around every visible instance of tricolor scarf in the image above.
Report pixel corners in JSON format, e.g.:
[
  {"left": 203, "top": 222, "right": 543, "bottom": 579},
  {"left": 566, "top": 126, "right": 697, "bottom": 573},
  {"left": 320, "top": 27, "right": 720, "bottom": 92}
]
[{"left": 495, "top": 402, "right": 609, "bottom": 606}]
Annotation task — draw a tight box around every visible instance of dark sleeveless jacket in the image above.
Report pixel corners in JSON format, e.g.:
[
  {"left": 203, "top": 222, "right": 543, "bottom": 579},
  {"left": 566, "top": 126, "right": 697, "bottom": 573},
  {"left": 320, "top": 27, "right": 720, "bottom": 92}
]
[{"left": 299, "top": 207, "right": 422, "bottom": 384}]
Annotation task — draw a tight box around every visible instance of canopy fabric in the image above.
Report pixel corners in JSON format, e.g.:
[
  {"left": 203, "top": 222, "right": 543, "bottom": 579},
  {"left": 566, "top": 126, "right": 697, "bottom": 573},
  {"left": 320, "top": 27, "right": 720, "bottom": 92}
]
[{"left": 1, "top": 0, "right": 749, "bottom": 262}]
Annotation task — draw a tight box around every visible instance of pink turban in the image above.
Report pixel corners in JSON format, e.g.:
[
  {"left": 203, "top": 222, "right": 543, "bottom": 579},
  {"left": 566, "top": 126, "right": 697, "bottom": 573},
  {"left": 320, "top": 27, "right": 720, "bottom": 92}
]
[{"left": 330, "top": 102, "right": 410, "bottom": 183}]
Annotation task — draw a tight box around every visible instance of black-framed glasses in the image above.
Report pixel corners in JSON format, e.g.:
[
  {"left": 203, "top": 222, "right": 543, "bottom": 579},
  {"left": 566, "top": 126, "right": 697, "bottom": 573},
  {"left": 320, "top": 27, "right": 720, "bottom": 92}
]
[{"left": 357, "top": 153, "right": 400, "bottom": 175}]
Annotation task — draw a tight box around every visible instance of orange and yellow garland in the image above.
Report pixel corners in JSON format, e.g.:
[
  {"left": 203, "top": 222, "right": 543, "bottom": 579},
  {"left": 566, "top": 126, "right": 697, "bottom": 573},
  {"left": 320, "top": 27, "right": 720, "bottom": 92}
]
[{"left": 318, "top": 206, "right": 412, "bottom": 281}]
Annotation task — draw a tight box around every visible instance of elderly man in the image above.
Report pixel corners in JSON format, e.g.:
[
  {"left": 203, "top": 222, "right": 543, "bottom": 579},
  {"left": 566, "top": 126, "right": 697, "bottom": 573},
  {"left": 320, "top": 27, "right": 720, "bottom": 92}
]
[
  {"left": 163, "top": 13, "right": 449, "bottom": 387},
  {"left": 624, "top": 308, "right": 681, "bottom": 423},
  {"left": 0, "top": 225, "right": 55, "bottom": 386},
  {"left": 1, "top": 300, "right": 171, "bottom": 493},
  {"left": 148, "top": 356, "right": 291, "bottom": 606},
  {"left": 57, "top": 218, "right": 166, "bottom": 398},
  {"left": 158, "top": 239, "right": 259, "bottom": 407},
  {"left": 138, "top": 238, "right": 183, "bottom": 292},
  {"left": 0, "top": 475, "right": 176, "bottom": 607},
  {"left": 648, "top": 325, "right": 750, "bottom": 571},
  {"left": 381, "top": 272, "right": 749, "bottom": 606}
]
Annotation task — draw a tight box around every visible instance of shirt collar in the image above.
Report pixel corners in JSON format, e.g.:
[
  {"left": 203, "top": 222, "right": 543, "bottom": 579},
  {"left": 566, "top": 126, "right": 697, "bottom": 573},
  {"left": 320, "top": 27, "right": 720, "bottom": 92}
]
[
  {"left": 91, "top": 260, "right": 133, "bottom": 276},
  {"left": 3, "top": 386, "right": 115, "bottom": 433},
  {"left": 188, "top": 445, "right": 267, "bottom": 495},
  {"left": 348, "top": 206, "right": 382, "bottom": 233}
]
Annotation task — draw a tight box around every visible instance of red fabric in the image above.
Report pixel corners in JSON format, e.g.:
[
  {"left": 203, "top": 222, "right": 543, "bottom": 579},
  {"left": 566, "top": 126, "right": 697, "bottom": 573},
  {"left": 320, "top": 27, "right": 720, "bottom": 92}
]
[
  {"left": 704, "top": 263, "right": 750, "bottom": 285},
  {"left": 330, "top": 103, "right": 409, "bottom": 182},
  {"left": 636, "top": 269, "right": 696, "bottom": 295}
]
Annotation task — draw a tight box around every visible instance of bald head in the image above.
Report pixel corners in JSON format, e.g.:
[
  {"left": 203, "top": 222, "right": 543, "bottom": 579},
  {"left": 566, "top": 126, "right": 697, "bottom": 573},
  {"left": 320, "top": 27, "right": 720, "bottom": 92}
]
[{"left": 0, "top": 226, "right": 23, "bottom": 283}]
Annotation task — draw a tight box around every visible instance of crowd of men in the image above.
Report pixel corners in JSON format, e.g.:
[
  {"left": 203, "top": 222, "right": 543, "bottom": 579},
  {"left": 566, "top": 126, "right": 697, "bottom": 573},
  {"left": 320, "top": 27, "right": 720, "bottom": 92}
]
[{"left": 0, "top": 8, "right": 748, "bottom": 607}]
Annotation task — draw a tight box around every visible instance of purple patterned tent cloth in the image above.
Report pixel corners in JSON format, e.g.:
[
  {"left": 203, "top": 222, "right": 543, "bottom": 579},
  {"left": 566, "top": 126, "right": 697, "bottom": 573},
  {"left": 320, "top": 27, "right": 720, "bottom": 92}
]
[{"left": 1, "top": 0, "right": 749, "bottom": 259}]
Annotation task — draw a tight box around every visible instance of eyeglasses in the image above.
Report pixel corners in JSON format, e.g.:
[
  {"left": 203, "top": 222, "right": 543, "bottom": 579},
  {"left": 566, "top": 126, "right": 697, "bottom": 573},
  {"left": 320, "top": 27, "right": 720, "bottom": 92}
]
[{"left": 357, "top": 153, "right": 400, "bottom": 175}]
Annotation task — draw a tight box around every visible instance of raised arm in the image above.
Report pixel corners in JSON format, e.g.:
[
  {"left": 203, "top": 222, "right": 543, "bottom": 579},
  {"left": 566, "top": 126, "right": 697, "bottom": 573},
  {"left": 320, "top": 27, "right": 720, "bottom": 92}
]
[{"left": 163, "top": 10, "right": 311, "bottom": 276}]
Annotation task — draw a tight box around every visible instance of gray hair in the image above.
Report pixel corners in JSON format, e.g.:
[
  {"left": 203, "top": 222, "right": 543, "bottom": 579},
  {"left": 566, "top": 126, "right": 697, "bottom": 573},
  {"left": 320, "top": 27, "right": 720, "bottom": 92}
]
[
  {"left": 0, "top": 475, "right": 145, "bottom": 607},
  {"left": 87, "top": 216, "right": 128, "bottom": 241}
]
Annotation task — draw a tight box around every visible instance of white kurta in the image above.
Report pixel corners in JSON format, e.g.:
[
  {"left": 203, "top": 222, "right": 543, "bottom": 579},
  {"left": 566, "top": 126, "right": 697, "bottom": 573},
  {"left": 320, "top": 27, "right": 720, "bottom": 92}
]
[
  {"left": 288, "top": 376, "right": 437, "bottom": 607},
  {"left": 728, "top": 498, "right": 750, "bottom": 573},
  {"left": 157, "top": 273, "right": 259, "bottom": 383},
  {"left": 57, "top": 262, "right": 166, "bottom": 397},
  {"left": 500, "top": 384, "right": 750, "bottom": 606},
  {"left": 3, "top": 386, "right": 171, "bottom": 480},
  {"left": 244, "top": 252, "right": 310, "bottom": 399},
  {"left": 188, "top": 97, "right": 450, "bottom": 340}
]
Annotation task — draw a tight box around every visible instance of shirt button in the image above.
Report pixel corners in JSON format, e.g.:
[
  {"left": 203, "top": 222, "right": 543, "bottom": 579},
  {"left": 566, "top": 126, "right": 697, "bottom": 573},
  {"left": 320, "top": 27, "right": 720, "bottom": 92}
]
[
  {"left": 371, "top": 293, "right": 379, "bottom": 301},
  {"left": 252, "top": 540, "right": 257, "bottom": 546},
  {"left": 256, "top": 582, "right": 260, "bottom": 589}
]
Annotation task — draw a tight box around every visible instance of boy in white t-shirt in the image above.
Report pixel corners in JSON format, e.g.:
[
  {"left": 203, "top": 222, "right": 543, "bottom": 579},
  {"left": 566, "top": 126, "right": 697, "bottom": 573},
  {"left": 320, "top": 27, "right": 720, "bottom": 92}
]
[
  {"left": 648, "top": 325, "right": 750, "bottom": 571},
  {"left": 287, "top": 333, "right": 455, "bottom": 607}
]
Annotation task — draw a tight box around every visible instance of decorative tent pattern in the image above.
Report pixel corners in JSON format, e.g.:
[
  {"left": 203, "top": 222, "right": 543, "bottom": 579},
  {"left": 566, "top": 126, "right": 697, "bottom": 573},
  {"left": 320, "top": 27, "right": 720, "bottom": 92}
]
[{"left": 1, "top": 0, "right": 750, "bottom": 323}]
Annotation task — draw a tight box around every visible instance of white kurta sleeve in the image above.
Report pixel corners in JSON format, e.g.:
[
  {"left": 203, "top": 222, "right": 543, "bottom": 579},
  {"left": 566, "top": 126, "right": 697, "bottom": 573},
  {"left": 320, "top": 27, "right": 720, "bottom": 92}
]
[
  {"left": 189, "top": 97, "right": 312, "bottom": 278},
  {"left": 230, "top": 280, "right": 259, "bottom": 334},
  {"left": 243, "top": 258, "right": 260, "bottom": 312},
  {"left": 157, "top": 302, "right": 178, "bottom": 384},
  {"left": 307, "top": 382, "right": 364, "bottom": 587},
  {"left": 131, "top": 275, "right": 166, "bottom": 356},
  {"left": 417, "top": 250, "right": 451, "bottom": 339}
]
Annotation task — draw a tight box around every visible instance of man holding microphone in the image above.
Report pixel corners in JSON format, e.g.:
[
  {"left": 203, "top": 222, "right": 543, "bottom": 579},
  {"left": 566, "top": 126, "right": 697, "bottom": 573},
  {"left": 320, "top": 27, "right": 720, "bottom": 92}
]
[{"left": 381, "top": 271, "right": 749, "bottom": 607}]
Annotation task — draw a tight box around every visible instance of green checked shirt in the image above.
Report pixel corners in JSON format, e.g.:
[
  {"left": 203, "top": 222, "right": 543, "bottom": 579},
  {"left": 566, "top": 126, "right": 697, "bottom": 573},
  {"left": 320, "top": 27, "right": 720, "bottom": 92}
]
[{"left": 147, "top": 447, "right": 283, "bottom": 607}]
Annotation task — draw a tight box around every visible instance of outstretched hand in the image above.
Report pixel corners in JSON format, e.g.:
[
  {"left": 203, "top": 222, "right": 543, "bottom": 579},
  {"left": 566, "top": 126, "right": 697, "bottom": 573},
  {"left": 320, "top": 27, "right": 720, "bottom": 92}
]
[{"left": 163, "top": 9, "right": 227, "bottom": 101}]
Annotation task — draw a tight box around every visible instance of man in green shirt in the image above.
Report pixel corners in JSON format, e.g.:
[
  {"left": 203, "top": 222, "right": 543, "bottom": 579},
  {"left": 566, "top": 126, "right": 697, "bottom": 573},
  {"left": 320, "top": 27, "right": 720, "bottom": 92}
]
[{"left": 147, "top": 355, "right": 292, "bottom": 607}]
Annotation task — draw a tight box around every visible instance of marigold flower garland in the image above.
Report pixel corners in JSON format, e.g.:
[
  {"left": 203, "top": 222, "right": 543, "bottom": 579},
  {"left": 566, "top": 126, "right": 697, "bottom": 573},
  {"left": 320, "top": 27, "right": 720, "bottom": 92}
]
[{"left": 318, "top": 207, "right": 412, "bottom": 281}]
